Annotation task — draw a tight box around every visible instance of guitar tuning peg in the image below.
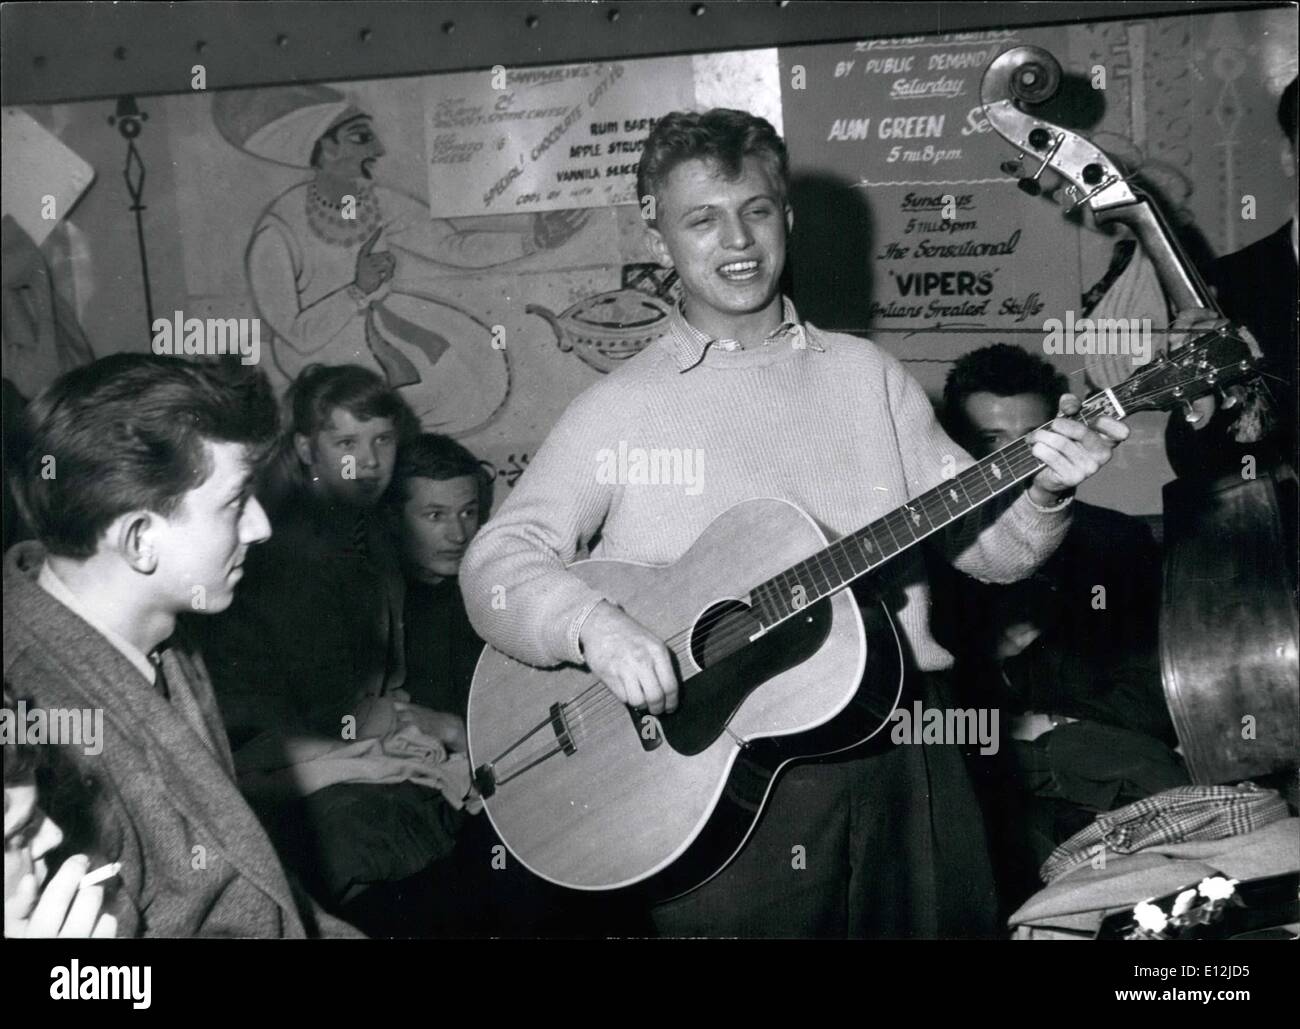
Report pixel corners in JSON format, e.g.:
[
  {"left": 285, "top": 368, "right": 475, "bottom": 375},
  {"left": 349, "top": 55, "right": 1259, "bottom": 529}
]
[
  {"left": 1180, "top": 400, "right": 1199, "bottom": 423},
  {"left": 1219, "top": 385, "right": 1245, "bottom": 410},
  {"left": 1017, "top": 178, "right": 1042, "bottom": 196}
]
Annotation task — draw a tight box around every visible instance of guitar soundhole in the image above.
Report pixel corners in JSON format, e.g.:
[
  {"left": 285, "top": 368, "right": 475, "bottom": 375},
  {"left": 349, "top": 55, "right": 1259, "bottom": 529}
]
[{"left": 690, "top": 599, "right": 761, "bottom": 671}]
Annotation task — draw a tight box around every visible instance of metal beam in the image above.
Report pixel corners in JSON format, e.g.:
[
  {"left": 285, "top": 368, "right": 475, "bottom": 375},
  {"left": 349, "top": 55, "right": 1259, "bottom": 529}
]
[{"left": 2, "top": 0, "right": 1276, "bottom": 107}]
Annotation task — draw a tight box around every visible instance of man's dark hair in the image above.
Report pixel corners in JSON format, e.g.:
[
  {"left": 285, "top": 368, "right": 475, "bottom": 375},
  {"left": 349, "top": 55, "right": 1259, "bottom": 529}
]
[
  {"left": 386, "top": 432, "right": 493, "bottom": 519},
  {"left": 636, "top": 108, "right": 789, "bottom": 226},
  {"left": 15, "top": 355, "right": 279, "bottom": 559},
  {"left": 257, "top": 363, "right": 418, "bottom": 514},
  {"left": 287, "top": 363, "right": 419, "bottom": 442},
  {"left": 941, "top": 343, "right": 1068, "bottom": 445},
  {"left": 1280, "top": 76, "right": 1297, "bottom": 150}
]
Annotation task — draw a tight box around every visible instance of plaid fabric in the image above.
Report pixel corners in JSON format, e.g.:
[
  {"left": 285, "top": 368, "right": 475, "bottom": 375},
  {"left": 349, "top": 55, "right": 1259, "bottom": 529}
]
[{"left": 1040, "top": 782, "right": 1291, "bottom": 883}]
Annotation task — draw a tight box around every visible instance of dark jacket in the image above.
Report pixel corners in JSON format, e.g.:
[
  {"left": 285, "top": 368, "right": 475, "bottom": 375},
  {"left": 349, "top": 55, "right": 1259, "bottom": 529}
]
[
  {"left": 190, "top": 486, "right": 405, "bottom": 745},
  {"left": 931, "top": 500, "right": 1172, "bottom": 742},
  {"left": 1167, "top": 220, "right": 1298, "bottom": 478}
]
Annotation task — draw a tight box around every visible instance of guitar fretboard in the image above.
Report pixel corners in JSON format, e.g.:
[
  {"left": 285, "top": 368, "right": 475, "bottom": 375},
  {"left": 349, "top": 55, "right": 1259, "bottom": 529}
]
[{"left": 748, "top": 392, "right": 1117, "bottom": 633}]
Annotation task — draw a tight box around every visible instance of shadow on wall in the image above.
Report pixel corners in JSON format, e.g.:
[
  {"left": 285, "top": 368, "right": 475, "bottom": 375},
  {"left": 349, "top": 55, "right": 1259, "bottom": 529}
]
[{"left": 786, "top": 171, "right": 876, "bottom": 332}]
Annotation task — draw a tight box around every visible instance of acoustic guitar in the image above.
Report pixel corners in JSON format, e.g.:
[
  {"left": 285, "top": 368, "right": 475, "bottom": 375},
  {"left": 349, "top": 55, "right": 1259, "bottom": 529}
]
[{"left": 467, "top": 331, "right": 1260, "bottom": 896}]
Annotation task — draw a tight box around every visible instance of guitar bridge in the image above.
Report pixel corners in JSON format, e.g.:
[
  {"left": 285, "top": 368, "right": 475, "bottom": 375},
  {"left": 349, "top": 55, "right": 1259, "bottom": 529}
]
[
  {"left": 472, "top": 762, "right": 497, "bottom": 799},
  {"left": 550, "top": 701, "right": 576, "bottom": 755}
]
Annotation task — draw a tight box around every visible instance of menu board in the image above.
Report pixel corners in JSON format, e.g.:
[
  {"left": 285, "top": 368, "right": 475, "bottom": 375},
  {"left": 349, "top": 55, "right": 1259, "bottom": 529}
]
[
  {"left": 780, "top": 27, "right": 1081, "bottom": 360},
  {"left": 426, "top": 57, "right": 696, "bottom": 216}
]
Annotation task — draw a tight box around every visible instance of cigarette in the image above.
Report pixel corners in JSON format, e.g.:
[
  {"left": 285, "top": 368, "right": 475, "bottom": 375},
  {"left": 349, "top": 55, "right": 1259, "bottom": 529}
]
[{"left": 79, "top": 862, "right": 121, "bottom": 888}]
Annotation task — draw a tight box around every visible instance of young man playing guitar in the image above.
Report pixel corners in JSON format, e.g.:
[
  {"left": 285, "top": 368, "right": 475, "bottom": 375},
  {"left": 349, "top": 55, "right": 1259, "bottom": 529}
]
[{"left": 461, "top": 109, "right": 1129, "bottom": 937}]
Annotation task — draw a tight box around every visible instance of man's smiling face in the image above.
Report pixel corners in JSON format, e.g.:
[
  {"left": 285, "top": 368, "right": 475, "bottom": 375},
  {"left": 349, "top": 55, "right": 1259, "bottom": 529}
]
[{"left": 645, "top": 155, "right": 791, "bottom": 341}]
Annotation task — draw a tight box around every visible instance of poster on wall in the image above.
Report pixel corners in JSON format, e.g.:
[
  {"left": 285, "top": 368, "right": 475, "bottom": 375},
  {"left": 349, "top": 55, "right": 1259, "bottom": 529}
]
[
  {"left": 426, "top": 58, "right": 697, "bottom": 217},
  {"left": 780, "top": 27, "right": 1081, "bottom": 367}
]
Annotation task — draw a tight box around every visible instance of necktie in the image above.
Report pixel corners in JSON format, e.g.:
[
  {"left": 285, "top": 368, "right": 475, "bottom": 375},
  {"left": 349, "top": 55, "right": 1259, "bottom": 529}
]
[
  {"left": 351, "top": 512, "right": 371, "bottom": 562},
  {"left": 149, "top": 650, "right": 171, "bottom": 701}
]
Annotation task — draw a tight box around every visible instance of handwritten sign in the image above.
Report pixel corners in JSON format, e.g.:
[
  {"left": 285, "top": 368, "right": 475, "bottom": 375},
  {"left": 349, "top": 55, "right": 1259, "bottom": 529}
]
[
  {"left": 781, "top": 28, "right": 1080, "bottom": 355},
  {"left": 425, "top": 58, "right": 696, "bottom": 216}
]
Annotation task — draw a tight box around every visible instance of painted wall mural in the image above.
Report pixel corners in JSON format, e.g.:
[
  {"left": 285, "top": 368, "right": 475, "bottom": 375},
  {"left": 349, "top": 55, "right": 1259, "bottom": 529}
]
[{"left": 210, "top": 83, "right": 591, "bottom": 435}]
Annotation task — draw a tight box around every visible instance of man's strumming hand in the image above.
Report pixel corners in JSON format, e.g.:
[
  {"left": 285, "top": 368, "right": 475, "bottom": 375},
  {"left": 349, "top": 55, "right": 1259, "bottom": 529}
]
[{"left": 578, "top": 601, "right": 679, "bottom": 716}]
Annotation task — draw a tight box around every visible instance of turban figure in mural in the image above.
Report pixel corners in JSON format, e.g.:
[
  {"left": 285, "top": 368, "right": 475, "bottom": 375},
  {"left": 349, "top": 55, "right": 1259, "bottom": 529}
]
[{"left": 212, "top": 85, "right": 588, "bottom": 434}]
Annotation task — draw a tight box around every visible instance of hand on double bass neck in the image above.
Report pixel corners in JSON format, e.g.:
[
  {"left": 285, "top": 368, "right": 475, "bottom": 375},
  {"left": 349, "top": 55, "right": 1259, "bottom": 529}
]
[
  {"left": 578, "top": 600, "right": 680, "bottom": 715},
  {"left": 1026, "top": 393, "right": 1130, "bottom": 505}
]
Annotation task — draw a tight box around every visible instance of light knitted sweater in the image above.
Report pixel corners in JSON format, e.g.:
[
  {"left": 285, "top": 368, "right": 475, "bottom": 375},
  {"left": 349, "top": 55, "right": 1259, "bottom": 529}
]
[{"left": 461, "top": 302, "right": 1071, "bottom": 672}]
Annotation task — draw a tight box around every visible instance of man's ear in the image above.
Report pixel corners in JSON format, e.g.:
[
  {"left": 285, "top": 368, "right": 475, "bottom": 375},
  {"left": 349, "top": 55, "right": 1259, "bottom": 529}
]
[
  {"left": 785, "top": 203, "right": 794, "bottom": 237},
  {"left": 113, "top": 511, "right": 159, "bottom": 574},
  {"left": 644, "top": 225, "right": 674, "bottom": 270},
  {"left": 293, "top": 433, "right": 314, "bottom": 470}
]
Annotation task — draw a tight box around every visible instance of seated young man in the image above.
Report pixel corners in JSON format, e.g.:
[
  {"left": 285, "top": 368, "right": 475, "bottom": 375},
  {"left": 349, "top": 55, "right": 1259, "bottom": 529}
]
[
  {"left": 3, "top": 354, "right": 358, "bottom": 937},
  {"left": 388, "top": 433, "right": 490, "bottom": 718},
  {"left": 933, "top": 343, "right": 1188, "bottom": 909},
  {"left": 379, "top": 434, "right": 641, "bottom": 936},
  {"left": 193, "top": 364, "right": 471, "bottom": 926}
]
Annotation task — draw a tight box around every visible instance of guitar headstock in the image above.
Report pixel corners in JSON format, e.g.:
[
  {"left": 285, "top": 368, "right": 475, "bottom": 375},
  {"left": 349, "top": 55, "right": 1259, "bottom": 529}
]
[{"left": 1108, "top": 327, "right": 1260, "bottom": 417}]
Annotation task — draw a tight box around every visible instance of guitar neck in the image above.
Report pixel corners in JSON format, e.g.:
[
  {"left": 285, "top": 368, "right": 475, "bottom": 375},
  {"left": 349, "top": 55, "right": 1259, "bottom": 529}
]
[{"left": 748, "top": 389, "right": 1122, "bottom": 635}]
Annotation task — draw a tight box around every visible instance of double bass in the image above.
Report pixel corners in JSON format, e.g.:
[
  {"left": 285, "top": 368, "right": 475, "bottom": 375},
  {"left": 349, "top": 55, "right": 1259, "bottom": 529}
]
[{"left": 980, "top": 46, "right": 1298, "bottom": 786}]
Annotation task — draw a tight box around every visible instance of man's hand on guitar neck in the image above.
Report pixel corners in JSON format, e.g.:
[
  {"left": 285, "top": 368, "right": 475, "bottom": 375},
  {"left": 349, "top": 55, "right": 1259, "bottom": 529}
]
[
  {"left": 1027, "top": 393, "right": 1130, "bottom": 504},
  {"left": 578, "top": 600, "right": 679, "bottom": 715}
]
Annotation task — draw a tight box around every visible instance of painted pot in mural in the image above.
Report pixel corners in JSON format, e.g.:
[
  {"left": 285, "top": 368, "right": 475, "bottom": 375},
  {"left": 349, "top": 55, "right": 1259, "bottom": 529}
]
[{"left": 527, "top": 288, "right": 674, "bottom": 374}]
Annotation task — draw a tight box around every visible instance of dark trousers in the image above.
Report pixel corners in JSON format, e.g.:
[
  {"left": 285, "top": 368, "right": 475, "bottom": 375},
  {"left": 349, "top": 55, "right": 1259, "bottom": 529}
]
[
  {"left": 340, "top": 811, "right": 652, "bottom": 938},
  {"left": 650, "top": 670, "right": 1000, "bottom": 939},
  {"left": 265, "top": 782, "right": 462, "bottom": 910}
]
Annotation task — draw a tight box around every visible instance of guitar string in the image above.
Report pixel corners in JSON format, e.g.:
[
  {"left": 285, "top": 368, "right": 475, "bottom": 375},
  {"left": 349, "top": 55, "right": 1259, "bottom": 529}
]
[
  {"left": 554, "top": 378, "right": 1132, "bottom": 677},
  {"left": 486, "top": 414, "right": 1078, "bottom": 770},
  {"left": 538, "top": 445, "right": 1052, "bottom": 753},
  {"left": 487, "top": 443, "right": 1051, "bottom": 772},
  {"left": 482, "top": 376, "right": 1218, "bottom": 774}
]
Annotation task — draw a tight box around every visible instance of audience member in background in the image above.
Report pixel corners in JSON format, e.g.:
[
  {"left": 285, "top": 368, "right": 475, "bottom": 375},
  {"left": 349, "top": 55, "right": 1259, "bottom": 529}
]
[
  {"left": 4, "top": 684, "right": 117, "bottom": 938},
  {"left": 375, "top": 434, "right": 627, "bottom": 935},
  {"left": 389, "top": 433, "right": 491, "bottom": 718},
  {"left": 3, "top": 354, "right": 357, "bottom": 936},
  {"left": 332, "top": 432, "right": 484, "bottom": 934},
  {"left": 193, "top": 364, "right": 472, "bottom": 931},
  {"left": 933, "top": 344, "right": 1188, "bottom": 912},
  {"left": 203, "top": 363, "right": 416, "bottom": 741}
]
